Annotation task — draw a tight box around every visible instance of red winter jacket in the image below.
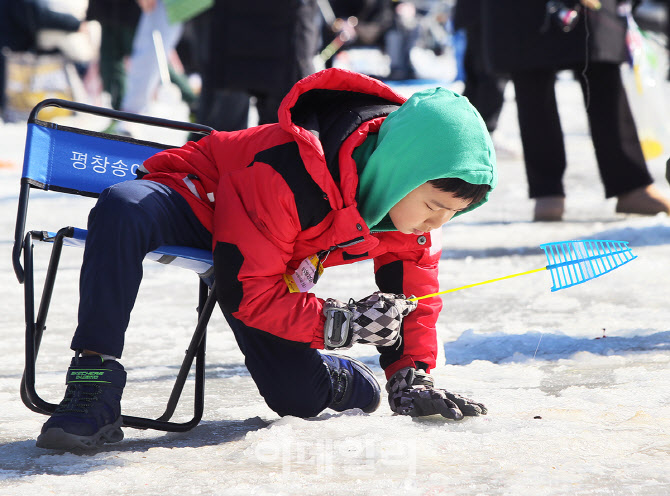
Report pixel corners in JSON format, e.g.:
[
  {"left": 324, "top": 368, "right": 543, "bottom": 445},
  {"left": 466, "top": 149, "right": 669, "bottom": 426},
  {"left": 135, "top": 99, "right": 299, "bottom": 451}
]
[{"left": 142, "top": 69, "right": 443, "bottom": 379}]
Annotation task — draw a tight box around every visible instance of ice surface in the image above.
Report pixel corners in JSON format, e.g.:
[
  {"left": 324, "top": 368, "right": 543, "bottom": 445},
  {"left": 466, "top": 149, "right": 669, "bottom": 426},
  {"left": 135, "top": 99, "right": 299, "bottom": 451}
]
[{"left": 1, "top": 49, "right": 670, "bottom": 495}]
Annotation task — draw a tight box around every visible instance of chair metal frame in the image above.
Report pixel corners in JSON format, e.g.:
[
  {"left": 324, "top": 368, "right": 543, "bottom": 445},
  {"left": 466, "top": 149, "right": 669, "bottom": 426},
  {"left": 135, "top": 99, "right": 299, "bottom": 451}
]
[{"left": 13, "top": 99, "right": 217, "bottom": 432}]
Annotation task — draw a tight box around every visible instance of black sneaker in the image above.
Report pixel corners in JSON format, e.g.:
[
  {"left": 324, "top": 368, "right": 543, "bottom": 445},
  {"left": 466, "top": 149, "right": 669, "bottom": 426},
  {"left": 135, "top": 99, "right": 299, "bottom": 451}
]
[
  {"left": 321, "top": 353, "right": 381, "bottom": 413},
  {"left": 36, "top": 355, "right": 126, "bottom": 450}
]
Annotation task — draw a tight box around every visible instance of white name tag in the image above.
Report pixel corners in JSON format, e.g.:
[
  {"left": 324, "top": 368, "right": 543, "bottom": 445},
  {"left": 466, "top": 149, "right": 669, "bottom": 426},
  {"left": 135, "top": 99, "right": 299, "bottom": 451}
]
[{"left": 283, "top": 255, "right": 324, "bottom": 293}]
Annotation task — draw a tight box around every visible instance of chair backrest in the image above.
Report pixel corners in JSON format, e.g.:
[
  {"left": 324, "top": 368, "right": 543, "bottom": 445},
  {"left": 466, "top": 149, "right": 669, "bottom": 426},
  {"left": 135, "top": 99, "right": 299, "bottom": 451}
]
[
  {"left": 13, "top": 99, "right": 214, "bottom": 282},
  {"left": 22, "top": 120, "right": 167, "bottom": 197}
]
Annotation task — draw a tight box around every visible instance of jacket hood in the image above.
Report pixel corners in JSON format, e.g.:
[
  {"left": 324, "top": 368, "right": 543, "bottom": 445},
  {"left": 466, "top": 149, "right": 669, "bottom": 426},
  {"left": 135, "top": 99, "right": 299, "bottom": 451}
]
[
  {"left": 278, "top": 68, "right": 406, "bottom": 211},
  {"left": 357, "top": 87, "right": 497, "bottom": 231}
]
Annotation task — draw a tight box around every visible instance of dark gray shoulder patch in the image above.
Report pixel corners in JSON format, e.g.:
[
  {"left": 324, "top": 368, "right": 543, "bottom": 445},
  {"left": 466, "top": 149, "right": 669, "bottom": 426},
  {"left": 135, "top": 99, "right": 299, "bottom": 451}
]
[
  {"left": 214, "top": 242, "right": 245, "bottom": 314},
  {"left": 251, "top": 142, "right": 331, "bottom": 230}
]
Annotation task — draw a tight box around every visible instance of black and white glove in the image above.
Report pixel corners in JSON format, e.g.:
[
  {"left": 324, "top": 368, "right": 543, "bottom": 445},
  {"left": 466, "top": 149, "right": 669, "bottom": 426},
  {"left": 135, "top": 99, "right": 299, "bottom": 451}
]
[
  {"left": 386, "top": 367, "right": 487, "bottom": 420},
  {"left": 323, "top": 292, "right": 417, "bottom": 349}
]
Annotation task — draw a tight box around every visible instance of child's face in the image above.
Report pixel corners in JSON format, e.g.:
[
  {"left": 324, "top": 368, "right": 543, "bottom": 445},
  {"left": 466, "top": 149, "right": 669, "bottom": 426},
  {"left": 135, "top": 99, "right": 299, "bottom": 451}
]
[{"left": 389, "top": 183, "right": 473, "bottom": 235}]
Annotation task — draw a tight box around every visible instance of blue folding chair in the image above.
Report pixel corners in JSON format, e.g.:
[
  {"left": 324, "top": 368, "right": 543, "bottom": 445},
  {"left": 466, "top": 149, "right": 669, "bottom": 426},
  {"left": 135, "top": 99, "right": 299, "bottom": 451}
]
[{"left": 12, "top": 99, "right": 216, "bottom": 432}]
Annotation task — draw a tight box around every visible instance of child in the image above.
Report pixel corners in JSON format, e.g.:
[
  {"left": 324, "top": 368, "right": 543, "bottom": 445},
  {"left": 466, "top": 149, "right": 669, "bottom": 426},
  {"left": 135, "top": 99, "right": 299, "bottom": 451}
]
[{"left": 36, "top": 68, "right": 497, "bottom": 450}]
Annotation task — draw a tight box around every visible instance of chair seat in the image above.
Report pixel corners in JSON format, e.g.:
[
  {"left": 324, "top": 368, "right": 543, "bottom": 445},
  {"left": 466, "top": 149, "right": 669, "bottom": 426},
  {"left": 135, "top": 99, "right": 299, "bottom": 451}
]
[{"left": 42, "top": 227, "right": 214, "bottom": 277}]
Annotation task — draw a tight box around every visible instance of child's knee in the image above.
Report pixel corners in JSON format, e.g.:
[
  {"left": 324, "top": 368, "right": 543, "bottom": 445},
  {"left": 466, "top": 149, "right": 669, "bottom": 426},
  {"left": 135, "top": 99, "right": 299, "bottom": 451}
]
[
  {"left": 258, "top": 374, "right": 332, "bottom": 419},
  {"left": 88, "top": 183, "right": 150, "bottom": 230},
  {"left": 264, "top": 393, "right": 330, "bottom": 419}
]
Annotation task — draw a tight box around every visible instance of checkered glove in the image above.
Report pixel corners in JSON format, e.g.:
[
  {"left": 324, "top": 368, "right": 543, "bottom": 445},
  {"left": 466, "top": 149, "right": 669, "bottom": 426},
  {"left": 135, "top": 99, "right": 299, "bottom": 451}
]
[
  {"left": 323, "top": 292, "right": 417, "bottom": 350},
  {"left": 386, "top": 367, "right": 487, "bottom": 419}
]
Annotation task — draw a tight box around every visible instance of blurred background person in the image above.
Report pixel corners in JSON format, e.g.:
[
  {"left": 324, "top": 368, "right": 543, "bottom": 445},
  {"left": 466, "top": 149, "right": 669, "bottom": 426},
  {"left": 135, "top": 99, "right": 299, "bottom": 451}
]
[
  {"left": 34, "top": 0, "right": 100, "bottom": 71},
  {"left": 0, "top": 0, "right": 87, "bottom": 120},
  {"left": 320, "top": 0, "right": 394, "bottom": 71},
  {"left": 629, "top": 0, "right": 670, "bottom": 79},
  {"left": 663, "top": 0, "right": 670, "bottom": 80},
  {"left": 452, "top": 0, "right": 517, "bottom": 159},
  {"left": 118, "top": 0, "right": 207, "bottom": 132},
  {"left": 385, "top": 1, "right": 421, "bottom": 80},
  {"left": 482, "top": 0, "right": 670, "bottom": 221},
  {"left": 86, "top": 0, "right": 141, "bottom": 111},
  {"left": 193, "top": 0, "right": 320, "bottom": 132}
]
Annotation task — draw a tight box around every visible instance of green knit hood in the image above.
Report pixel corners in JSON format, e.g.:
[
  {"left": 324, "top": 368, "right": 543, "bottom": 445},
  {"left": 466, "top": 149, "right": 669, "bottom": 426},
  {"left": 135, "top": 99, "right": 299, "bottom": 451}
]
[{"left": 355, "top": 87, "right": 497, "bottom": 232}]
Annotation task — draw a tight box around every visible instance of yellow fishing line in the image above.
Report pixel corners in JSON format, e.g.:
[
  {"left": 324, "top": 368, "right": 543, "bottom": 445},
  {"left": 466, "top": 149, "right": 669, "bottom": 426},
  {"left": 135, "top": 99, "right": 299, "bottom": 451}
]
[{"left": 410, "top": 267, "right": 547, "bottom": 301}]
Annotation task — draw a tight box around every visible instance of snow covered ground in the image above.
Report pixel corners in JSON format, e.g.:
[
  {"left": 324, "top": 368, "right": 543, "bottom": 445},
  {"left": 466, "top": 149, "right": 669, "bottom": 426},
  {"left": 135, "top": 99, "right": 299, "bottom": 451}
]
[{"left": 1, "top": 49, "right": 670, "bottom": 495}]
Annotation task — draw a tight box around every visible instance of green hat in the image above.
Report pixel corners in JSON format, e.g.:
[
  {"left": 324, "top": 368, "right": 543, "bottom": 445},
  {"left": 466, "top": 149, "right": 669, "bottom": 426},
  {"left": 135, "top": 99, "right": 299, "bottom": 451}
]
[{"left": 356, "top": 87, "right": 497, "bottom": 231}]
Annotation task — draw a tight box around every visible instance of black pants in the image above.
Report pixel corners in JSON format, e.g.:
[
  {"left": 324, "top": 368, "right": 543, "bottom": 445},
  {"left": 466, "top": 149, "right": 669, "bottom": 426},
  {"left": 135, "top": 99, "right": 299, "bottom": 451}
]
[
  {"left": 462, "top": 24, "right": 507, "bottom": 133},
  {"left": 72, "top": 180, "right": 333, "bottom": 417},
  {"left": 512, "top": 62, "right": 653, "bottom": 198},
  {"left": 195, "top": 85, "right": 284, "bottom": 133},
  {"left": 224, "top": 313, "right": 333, "bottom": 418}
]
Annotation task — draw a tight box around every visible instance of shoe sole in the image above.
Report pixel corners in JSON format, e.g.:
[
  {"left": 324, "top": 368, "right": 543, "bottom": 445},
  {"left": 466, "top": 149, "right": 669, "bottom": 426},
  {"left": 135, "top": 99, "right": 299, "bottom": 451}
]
[
  {"left": 36, "top": 417, "right": 124, "bottom": 450},
  {"left": 615, "top": 206, "right": 668, "bottom": 215}
]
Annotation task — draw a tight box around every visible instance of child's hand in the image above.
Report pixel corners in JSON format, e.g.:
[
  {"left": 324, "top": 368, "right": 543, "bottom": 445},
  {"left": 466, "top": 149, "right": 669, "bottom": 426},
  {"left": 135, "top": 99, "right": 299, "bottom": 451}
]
[
  {"left": 323, "top": 292, "right": 417, "bottom": 349},
  {"left": 386, "top": 367, "right": 487, "bottom": 419}
]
